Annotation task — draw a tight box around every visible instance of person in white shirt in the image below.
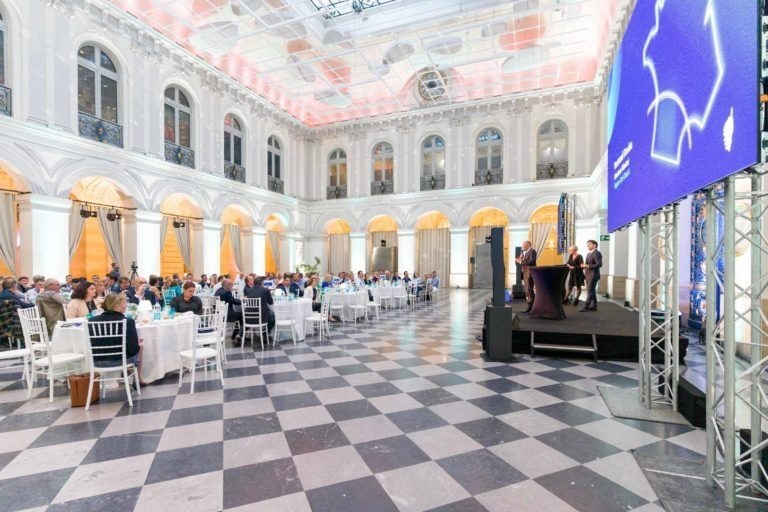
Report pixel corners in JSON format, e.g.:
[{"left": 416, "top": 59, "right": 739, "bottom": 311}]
[
  {"left": 355, "top": 271, "right": 366, "bottom": 288},
  {"left": 25, "top": 275, "right": 45, "bottom": 303}
]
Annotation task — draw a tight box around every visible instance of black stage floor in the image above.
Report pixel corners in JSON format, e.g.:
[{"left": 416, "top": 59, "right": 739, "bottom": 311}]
[{"left": 507, "top": 301, "right": 687, "bottom": 362}]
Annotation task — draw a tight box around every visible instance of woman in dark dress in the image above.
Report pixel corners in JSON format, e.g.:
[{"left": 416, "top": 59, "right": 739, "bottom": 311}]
[{"left": 565, "top": 245, "right": 585, "bottom": 306}]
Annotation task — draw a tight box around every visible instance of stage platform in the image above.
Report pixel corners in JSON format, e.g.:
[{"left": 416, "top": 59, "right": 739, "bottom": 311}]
[{"left": 508, "top": 301, "right": 688, "bottom": 363}]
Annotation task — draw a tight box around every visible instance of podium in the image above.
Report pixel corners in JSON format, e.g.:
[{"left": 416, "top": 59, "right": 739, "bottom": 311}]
[{"left": 529, "top": 266, "right": 569, "bottom": 320}]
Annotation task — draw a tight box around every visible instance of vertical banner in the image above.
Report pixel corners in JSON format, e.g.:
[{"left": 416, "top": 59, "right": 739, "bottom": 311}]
[{"left": 557, "top": 193, "right": 567, "bottom": 254}]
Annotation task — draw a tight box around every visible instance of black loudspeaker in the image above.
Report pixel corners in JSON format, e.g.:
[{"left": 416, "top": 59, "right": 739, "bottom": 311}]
[
  {"left": 490, "top": 227, "right": 505, "bottom": 307},
  {"left": 470, "top": 256, "right": 475, "bottom": 265},
  {"left": 514, "top": 246, "right": 523, "bottom": 284},
  {"left": 484, "top": 305, "right": 516, "bottom": 361}
]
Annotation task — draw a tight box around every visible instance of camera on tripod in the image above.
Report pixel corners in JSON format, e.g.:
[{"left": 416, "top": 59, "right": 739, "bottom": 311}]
[{"left": 130, "top": 261, "right": 138, "bottom": 272}]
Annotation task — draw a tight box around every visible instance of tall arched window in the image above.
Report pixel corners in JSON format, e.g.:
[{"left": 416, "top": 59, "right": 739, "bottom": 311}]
[
  {"left": 536, "top": 119, "right": 569, "bottom": 180},
  {"left": 0, "top": 11, "right": 9, "bottom": 117},
  {"left": 77, "top": 45, "right": 121, "bottom": 146},
  {"left": 267, "top": 135, "right": 284, "bottom": 194},
  {"left": 371, "top": 142, "right": 394, "bottom": 196},
  {"left": 475, "top": 127, "right": 502, "bottom": 185},
  {"left": 421, "top": 135, "right": 445, "bottom": 191},
  {"left": 224, "top": 113, "right": 244, "bottom": 182},
  {"left": 327, "top": 148, "right": 347, "bottom": 199},
  {"left": 164, "top": 86, "right": 194, "bottom": 168}
]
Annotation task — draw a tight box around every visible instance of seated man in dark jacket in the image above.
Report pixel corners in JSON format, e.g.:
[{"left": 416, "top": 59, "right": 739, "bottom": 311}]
[
  {"left": 0, "top": 278, "right": 34, "bottom": 309},
  {"left": 289, "top": 274, "right": 304, "bottom": 298},
  {"left": 243, "top": 276, "right": 275, "bottom": 340},
  {"left": 88, "top": 293, "right": 142, "bottom": 383},
  {"left": 215, "top": 278, "right": 242, "bottom": 342},
  {"left": 170, "top": 282, "right": 203, "bottom": 315}
]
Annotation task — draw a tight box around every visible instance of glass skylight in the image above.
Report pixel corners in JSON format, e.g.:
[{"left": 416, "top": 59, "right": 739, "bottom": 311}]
[{"left": 310, "top": 0, "right": 399, "bottom": 19}]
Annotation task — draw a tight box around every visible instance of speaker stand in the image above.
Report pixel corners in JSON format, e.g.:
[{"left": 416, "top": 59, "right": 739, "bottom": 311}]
[{"left": 484, "top": 305, "right": 521, "bottom": 362}]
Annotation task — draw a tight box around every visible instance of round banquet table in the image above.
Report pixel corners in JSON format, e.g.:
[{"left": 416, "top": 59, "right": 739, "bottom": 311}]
[
  {"left": 52, "top": 315, "right": 195, "bottom": 384},
  {"left": 372, "top": 286, "right": 406, "bottom": 308},
  {"left": 272, "top": 298, "right": 313, "bottom": 340},
  {"left": 329, "top": 290, "right": 368, "bottom": 320}
]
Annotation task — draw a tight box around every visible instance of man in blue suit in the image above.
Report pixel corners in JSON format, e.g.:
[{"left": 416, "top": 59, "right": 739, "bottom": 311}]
[
  {"left": 215, "top": 278, "right": 242, "bottom": 343},
  {"left": 580, "top": 240, "right": 603, "bottom": 312}
]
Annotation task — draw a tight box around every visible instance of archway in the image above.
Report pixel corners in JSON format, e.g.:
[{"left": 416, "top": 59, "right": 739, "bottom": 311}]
[
  {"left": 415, "top": 211, "right": 451, "bottom": 286},
  {"left": 367, "top": 214, "right": 398, "bottom": 272},
  {"left": 265, "top": 214, "right": 285, "bottom": 275},
  {"left": 69, "top": 177, "right": 134, "bottom": 279},
  {"left": 220, "top": 205, "right": 252, "bottom": 276},
  {"left": 0, "top": 163, "right": 26, "bottom": 277},
  {"left": 469, "top": 207, "right": 509, "bottom": 288},
  {"left": 529, "top": 204, "right": 561, "bottom": 265},
  {"left": 326, "top": 219, "right": 351, "bottom": 275},
  {"left": 160, "top": 193, "right": 201, "bottom": 278}
]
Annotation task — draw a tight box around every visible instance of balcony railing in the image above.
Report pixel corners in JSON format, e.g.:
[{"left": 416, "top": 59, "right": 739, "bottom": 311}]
[
  {"left": 420, "top": 174, "right": 445, "bottom": 191},
  {"left": 224, "top": 162, "right": 246, "bottom": 183},
  {"left": 536, "top": 161, "right": 569, "bottom": 180},
  {"left": 165, "top": 141, "right": 195, "bottom": 169},
  {"left": 268, "top": 176, "right": 284, "bottom": 194},
  {"left": 371, "top": 179, "right": 394, "bottom": 196},
  {"left": 78, "top": 112, "right": 123, "bottom": 148},
  {"left": 474, "top": 168, "right": 503, "bottom": 186},
  {"left": 327, "top": 185, "right": 347, "bottom": 199},
  {"left": 0, "top": 85, "right": 11, "bottom": 117}
]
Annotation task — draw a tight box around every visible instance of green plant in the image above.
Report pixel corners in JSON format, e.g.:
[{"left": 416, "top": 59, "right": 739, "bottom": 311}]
[{"left": 296, "top": 257, "right": 321, "bottom": 275}]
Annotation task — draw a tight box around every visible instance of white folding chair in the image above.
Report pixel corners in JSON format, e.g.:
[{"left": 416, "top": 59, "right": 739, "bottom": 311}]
[
  {"left": 305, "top": 294, "right": 332, "bottom": 340},
  {"left": 366, "top": 291, "right": 381, "bottom": 321},
  {"left": 17, "top": 306, "right": 47, "bottom": 355},
  {"left": 349, "top": 291, "right": 367, "bottom": 323},
  {"left": 393, "top": 286, "right": 408, "bottom": 309},
  {"left": 377, "top": 288, "right": 392, "bottom": 310},
  {"left": 329, "top": 290, "right": 346, "bottom": 323},
  {"left": 162, "top": 289, "right": 177, "bottom": 304},
  {"left": 0, "top": 310, "right": 32, "bottom": 393},
  {"left": 273, "top": 303, "right": 297, "bottom": 346},
  {"left": 85, "top": 319, "right": 140, "bottom": 411},
  {"left": 241, "top": 297, "right": 270, "bottom": 349},
  {"left": 179, "top": 313, "right": 224, "bottom": 394},
  {"left": 406, "top": 284, "right": 418, "bottom": 311},
  {"left": 26, "top": 316, "right": 85, "bottom": 402},
  {"left": 199, "top": 295, "right": 216, "bottom": 315}
]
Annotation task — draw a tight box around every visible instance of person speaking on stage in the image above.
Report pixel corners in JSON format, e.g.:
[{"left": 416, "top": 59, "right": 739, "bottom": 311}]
[
  {"left": 579, "top": 240, "right": 602, "bottom": 312},
  {"left": 515, "top": 240, "right": 537, "bottom": 313}
]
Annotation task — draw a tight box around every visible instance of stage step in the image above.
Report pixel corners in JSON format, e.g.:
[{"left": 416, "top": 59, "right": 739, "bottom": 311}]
[{"left": 530, "top": 333, "right": 598, "bottom": 362}]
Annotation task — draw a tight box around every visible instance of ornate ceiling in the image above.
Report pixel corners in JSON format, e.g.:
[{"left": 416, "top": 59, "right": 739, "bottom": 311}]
[{"left": 111, "top": 0, "right": 620, "bottom": 126}]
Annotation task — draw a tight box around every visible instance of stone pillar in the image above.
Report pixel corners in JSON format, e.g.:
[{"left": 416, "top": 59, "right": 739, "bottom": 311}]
[
  {"left": 123, "top": 210, "right": 163, "bottom": 277},
  {"left": 18, "top": 195, "right": 71, "bottom": 279},
  {"left": 350, "top": 232, "right": 366, "bottom": 273},
  {"left": 192, "top": 220, "right": 221, "bottom": 277},
  {"left": 449, "top": 227, "right": 469, "bottom": 288},
  {"left": 397, "top": 229, "right": 415, "bottom": 274},
  {"left": 249, "top": 227, "right": 267, "bottom": 275}
]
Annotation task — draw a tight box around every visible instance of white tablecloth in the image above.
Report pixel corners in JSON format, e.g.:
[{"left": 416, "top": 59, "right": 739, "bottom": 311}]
[
  {"left": 52, "top": 316, "right": 195, "bottom": 384},
  {"left": 328, "top": 291, "right": 368, "bottom": 320},
  {"left": 371, "top": 286, "right": 406, "bottom": 306},
  {"left": 272, "top": 298, "right": 313, "bottom": 340}
]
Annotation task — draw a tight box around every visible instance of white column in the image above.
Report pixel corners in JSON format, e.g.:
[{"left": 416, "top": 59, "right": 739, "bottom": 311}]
[
  {"left": 304, "top": 234, "right": 326, "bottom": 273},
  {"left": 350, "top": 232, "right": 366, "bottom": 273},
  {"left": 123, "top": 210, "right": 162, "bottom": 277},
  {"left": 279, "top": 233, "right": 300, "bottom": 273},
  {"left": 250, "top": 227, "right": 266, "bottom": 275},
  {"left": 18, "top": 195, "right": 71, "bottom": 279},
  {"left": 397, "top": 229, "right": 416, "bottom": 274},
  {"left": 450, "top": 227, "right": 469, "bottom": 288},
  {"left": 192, "top": 220, "right": 221, "bottom": 277},
  {"left": 241, "top": 227, "right": 253, "bottom": 275}
]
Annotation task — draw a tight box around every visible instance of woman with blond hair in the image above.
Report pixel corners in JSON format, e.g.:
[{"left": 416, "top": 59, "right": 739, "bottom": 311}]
[
  {"left": 89, "top": 292, "right": 144, "bottom": 384},
  {"left": 564, "top": 245, "right": 585, "bottom": 306}
]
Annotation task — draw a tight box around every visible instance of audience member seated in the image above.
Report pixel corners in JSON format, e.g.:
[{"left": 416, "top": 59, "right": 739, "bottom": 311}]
[
  {"left": 305, "top": 276, "right": 321, "bottom": 312},
  {"left": 36, "top": 278, "right": 66, "bottom": 336},
  {"left": 66, "top": 281, "right": 98, "bottom": 318},
  {"left": 289, "top": 273, "right": 304, "bottom": 297},
  {"left": 0, "top": 278, "right": 34, "bottom": 309},
  {"left": 89, "top": 293, "right": 142, "bottom": 385},
  {"left": 215, "top": 279, "right": 242, "bottom": 343},
  {"left": 170, "top": 282, "right": 203, "bottom": 315},
  {"left": 61, "top": 274, "right": 74, "bottom": 293},
  {"left": 275, "top": 277, "right": 290, "bottom": 296},
  {"left": 16, "top": 276, "right": 31, "bottom": 293},
  {"left": 25, "top": 275, "right": 45, "bottom": 303},
  {"left": 243, "top": 276, "right": 275, "bottom": 343}
]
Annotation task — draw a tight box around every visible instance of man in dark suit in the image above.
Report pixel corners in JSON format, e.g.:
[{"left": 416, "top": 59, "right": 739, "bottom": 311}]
[
  {"left": 244, "top": 276, "right": 275, "bottom": 339},
  {"left": 289, "top": 273, "right": 304, "bottom": 297},
  {"left": 515, "top": 240, "right": 537, "bottom": 313},
  {"left": 580, "top": 239, "right": 603, "bottom": 312},
  {"left": 215, "top": 279, "right": 242, "bottom": 342}
]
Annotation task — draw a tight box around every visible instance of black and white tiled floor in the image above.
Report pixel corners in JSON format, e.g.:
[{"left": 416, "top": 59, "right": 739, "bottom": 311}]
[{"left": 0, "top": 290, "right": 706, "bottom": 511}]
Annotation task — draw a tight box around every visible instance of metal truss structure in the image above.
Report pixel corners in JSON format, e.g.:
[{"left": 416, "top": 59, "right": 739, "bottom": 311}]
[{"left": 638, "top": 205, "right": 680, "bottom": 410}]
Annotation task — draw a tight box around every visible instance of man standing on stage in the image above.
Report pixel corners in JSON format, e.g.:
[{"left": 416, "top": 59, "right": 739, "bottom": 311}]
[
  {"left": 580, "top": 239, "right": 602, "bottom": 312},
  {"left": 516, "top": 240, "right": 537, "bottom": 313}
]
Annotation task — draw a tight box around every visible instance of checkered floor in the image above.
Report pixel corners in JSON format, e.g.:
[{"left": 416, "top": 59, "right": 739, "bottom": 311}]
[{"left": 0, "top": 290, "right": 705, "bottom": 511}]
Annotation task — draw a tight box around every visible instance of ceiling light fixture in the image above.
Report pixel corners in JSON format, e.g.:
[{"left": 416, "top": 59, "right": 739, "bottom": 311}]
[
  {"left": 173, "top": 218, "right": 186, "bottom": 229},
  {"left": 106, "top": 208, "right": 123, "bottom": 222}
]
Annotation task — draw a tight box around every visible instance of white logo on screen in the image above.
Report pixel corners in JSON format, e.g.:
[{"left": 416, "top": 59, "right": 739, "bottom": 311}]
[{"left": 723, "top": 107, "right": 734, "bottom": 152}]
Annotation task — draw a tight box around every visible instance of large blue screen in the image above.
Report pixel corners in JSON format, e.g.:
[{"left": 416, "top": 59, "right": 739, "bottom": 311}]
[{"left": 607, "top": 0, "right": 759, "bottom": 232}]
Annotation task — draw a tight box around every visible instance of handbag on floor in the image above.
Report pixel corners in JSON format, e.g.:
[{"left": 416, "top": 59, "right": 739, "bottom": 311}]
[{"left": 68, "top": 373, "right": 100, "bottom": 407}]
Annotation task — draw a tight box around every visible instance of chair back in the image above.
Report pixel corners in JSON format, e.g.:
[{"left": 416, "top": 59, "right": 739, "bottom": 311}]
[
  {"left": 19, "top": 313, "right": 49, "bottom": 351},
  {"left": 162, "top": 289, "right": 177, "bottom": 303},
  {"left": 200, "top": 295, "right": 216, "bottom": 314},
  {"left": 17, "top": 306, "right": 40, "bottom": 322},
  {"left": 273, "top": 302, "right": 292, "bottom": 322},
  {"left": 320, "top": 294, "right": 331, "bottom": 318},
  {"left": 87, "top": 319, "right": 128, "bottom": 369},
  {"left": 241, "top": 297, "right": 263, "bottom": 326},
  {"left": 192, "top": 313, "right": 217, "bottom": 358},
  {"left": 357, "top": 290, "right": 368, "bottom": 307}
]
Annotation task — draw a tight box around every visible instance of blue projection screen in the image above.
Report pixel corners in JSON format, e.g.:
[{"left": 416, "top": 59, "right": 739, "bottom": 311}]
[{"left": 607, "top": 0, "right": 759, "bottom": 232}]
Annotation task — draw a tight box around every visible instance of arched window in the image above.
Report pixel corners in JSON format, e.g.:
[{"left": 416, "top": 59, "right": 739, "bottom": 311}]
[
  {"left": 475, "top": 128, "right": 502, "bottom": 185},
  {"left": 327, "top": 148, "right": 347, "bottom": 199},
  {"left": 78, "top": 45, "right": 121, "bottom": 146},
  {"left": 0, "top": 11, "right": 9, "bottom": 117},
  {"left": 371, "top": 142, "right": 394, "bottom": 195},
  {"left": 420, "top": 135, "right": 445, "bottom": 190},
  {"left": 224, "top": 114, "right": 244, "bottom": 182},
  {"left": 536, "top": 119, "right": 569, "bottom": 180},
  {"left": 267, "top": 135, "right": 284, "bottom": 194},
  {"left": 164, "top": 86, "right": 194, "bottom": 167}
]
